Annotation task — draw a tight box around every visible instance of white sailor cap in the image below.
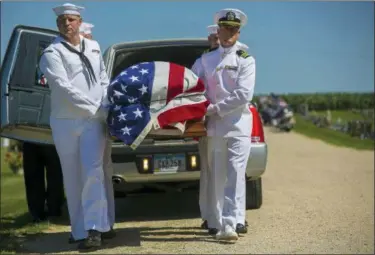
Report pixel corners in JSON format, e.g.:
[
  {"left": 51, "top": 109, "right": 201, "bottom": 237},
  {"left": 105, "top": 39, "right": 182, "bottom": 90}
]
[
  {"left": 53, "top": 3, "right": 85, "bottom": 17},
  {"left": 214, "top": 8, "right": 248, "bottom": 28},
  {"left": 80, "top": 22, "right": 94, "bottom": 34},
  {"left": 207, "top": 24, "right": 218, "bottom": 35}
]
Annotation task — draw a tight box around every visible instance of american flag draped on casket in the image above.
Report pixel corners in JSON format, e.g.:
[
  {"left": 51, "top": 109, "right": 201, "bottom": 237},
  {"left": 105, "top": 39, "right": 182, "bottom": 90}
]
[{"left": 107, "top": 61, "right": 209, "bottom": 150}]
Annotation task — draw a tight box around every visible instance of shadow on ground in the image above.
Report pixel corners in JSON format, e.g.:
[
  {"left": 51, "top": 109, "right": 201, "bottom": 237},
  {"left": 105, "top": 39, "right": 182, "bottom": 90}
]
[
  {"left": 0, "top": 212, "right": 42, "bottom": 252},
  {"left": 50, "top": 190, "right": 202, "bottom": 226},
  {"left": 11, "top": 190, "right": 206, "bottom": 253},
  {"left": 1, "top": 212, "right": 34, "bottom": 231},
  {"left": 20, "top": 225, "right": 212, "bottom": 253}
]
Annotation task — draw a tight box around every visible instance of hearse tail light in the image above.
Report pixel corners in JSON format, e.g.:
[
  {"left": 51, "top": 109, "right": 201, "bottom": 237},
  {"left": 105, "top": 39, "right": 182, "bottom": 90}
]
[
  {"left": 250, "top": 104, "right": 265, "bottom": 143},
  {"left": 187, "top": 153, "right": 200, "bottom": 171},
  {"left": 190, "top": 155, "right": 197, "bottom": 169},
  {"left": 136, "top": 155, "right": 153, "bottom": 173},
  {"left": 143, "top": 158, "right": 149, "bottom": 171}
]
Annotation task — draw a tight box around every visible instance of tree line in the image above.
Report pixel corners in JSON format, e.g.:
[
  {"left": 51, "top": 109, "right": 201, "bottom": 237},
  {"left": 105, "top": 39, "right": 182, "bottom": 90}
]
[{"left": 253, "top": 92, "right": 374, "bottom": 111}]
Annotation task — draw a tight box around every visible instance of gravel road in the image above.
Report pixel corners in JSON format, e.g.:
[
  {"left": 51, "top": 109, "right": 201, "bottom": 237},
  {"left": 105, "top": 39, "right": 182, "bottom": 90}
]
[{"left": 22, "top": 127, "right": 374, "bottom": 254}]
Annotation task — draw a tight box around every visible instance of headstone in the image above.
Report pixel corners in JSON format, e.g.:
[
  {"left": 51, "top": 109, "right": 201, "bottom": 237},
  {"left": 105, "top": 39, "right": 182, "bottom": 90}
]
[
  {"left": 299, "top": 103, "right": 309, "bottom": 116},
  {"left": 2, "top": 138, "right": 10, "bottom": 147},
  {"left": 324, "top": 110, "right": 332, "bottom": 127},
  {"left": 326, "top": 110, "right": 332, "bottom": 123}
]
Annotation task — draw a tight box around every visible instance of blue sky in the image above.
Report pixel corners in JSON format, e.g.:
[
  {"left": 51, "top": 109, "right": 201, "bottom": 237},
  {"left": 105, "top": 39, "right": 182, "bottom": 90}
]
[{"left": 1, "top": 1, "right": 374, "bottom": 94}]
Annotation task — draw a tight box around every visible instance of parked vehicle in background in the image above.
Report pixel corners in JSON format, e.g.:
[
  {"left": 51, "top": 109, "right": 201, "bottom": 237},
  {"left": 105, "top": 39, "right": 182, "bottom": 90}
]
[{"left": 259, "top": 94, "right": 295, "bottom": 132}]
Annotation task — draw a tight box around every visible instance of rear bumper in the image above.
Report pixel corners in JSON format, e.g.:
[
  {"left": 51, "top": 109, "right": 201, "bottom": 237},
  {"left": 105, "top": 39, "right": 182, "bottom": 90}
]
[
  {"left": 111, "top": 141, "right": 267, "bottom": 184},
  {"left": 246, "top": 142, "right": 268, "bottom": 179}
]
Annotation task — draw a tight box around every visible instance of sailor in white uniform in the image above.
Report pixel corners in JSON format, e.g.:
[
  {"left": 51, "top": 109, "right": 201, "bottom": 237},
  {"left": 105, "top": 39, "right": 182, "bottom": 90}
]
[
  {"left": 193, "top": 8, "right": 256, "bottom": 241},
  {"left": 39, "top": 3, "right": 115, "bottom": 249},
  {"left": 79, "top": 22, "right": 94, "bottom": 40},
  {"left": 192, "top": 22, "right": 251, "bottom": 236}
]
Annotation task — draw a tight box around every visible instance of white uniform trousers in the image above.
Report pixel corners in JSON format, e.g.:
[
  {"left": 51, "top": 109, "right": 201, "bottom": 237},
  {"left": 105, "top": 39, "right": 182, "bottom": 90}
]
[
  {"left": 198, "top": 137, "right": 210, "bottom": 224},
  {"left": 207, "top": 136, "right": 251, "bottom": 231},
  {"left": 50, "top": 113, "right": 111, "bottom": 240},
  {"left": 103, "top": 130, "right": 115, "bottom": 228}
]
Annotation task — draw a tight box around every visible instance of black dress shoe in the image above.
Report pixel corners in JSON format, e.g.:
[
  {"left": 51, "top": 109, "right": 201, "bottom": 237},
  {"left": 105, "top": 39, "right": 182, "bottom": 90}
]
[
  {"left": 68, "top": 234, "right": 85, "bottom": 244},
  {"left": 201, "top": 220, "right": 208, "bottom": 230},
  {"left": 208, "top": 228, "right": 218, "bottom": 235},
  {"left": 78, "top": 230, "right": 102, "bottom": 250},
  {"left": 101, "top": 228, "right": 116, "bottom": 239},
  {"left": 236, "top": 223, "right": 248, "bottom": 234}
]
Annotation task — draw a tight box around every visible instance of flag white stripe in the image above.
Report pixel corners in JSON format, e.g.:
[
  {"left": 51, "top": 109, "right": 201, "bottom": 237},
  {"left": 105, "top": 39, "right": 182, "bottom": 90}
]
[
  {"left": 149, "top": 61, "right": 170, "bottom": 113},
  {"left": 182, "top": 67, "right": 201, "bottom": 93}
]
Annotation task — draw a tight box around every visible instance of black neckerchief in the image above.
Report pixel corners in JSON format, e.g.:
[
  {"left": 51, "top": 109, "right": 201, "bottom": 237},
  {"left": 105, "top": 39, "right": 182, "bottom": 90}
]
[{"left": 61, "top": 39, "right": 97, "bottom": 84}]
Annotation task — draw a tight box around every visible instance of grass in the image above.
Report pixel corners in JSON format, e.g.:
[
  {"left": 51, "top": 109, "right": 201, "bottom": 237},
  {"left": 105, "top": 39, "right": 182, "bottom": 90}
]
[
  {"left": 293, "top": 114, "right": 374, "bottom": 151},
  {"left": 310, "top": 109, "right": 374, "bottom": 123},
  {"left": 0, "top": 145, "right": 49, "bottom": 254}
]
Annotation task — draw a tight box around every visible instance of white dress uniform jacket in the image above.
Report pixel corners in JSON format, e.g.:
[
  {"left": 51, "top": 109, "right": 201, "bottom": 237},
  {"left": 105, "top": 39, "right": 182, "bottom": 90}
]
[
  {"left": 191, "top": 41, "right": 248, "bottom": 85},
  {"left": 40, "top": 35, "right": 108, "bottom": 119},
  {"left": 39, "top": 35, "right": 114, "bottom": 240},
  {"left": 194, "top": 42, "right": 255, "bottom": 137}
]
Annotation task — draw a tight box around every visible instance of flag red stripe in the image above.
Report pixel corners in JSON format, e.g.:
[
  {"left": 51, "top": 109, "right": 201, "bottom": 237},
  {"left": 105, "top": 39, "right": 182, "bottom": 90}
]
[
  {"left": 166, "top": 63, "right": 185, "bottom": 104},
  {"left": 185, "top": 77, "right": 205, "bottom": 94},
  {"left": 157, "top": 100, "right": 209, "bottom": 128}
]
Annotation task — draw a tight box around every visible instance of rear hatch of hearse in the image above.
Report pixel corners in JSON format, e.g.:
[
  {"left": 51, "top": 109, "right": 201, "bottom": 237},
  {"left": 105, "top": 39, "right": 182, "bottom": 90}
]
[{"left": 102, "top": 39, "right": 210, "bottom": 179}]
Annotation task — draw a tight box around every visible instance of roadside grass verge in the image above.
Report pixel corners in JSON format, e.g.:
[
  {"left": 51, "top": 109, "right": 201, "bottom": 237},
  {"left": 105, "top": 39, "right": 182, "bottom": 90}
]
[
  {"left": 293, "top": 114, "right": 374, "bottom": 151},
  {"left": 0, "top": 146, "right": 49, "bottom": 254}
]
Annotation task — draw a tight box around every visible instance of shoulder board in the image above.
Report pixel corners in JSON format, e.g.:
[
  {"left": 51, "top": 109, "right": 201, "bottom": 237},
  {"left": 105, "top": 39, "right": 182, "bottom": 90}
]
[{"left": 236, "top": 50, "right": 250, "bottom": 59}]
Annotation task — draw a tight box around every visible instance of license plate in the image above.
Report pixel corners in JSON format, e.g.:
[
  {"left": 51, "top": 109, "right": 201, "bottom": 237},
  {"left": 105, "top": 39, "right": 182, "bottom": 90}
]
[{"left": 154, "top": 154, "right": 186, "bottom": 173}]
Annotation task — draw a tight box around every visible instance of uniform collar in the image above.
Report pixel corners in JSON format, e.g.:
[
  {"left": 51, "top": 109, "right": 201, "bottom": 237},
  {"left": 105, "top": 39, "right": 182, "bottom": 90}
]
[
  {"left": 219, "top": 41, "right": 239, "bottom": 56},
  {"left": 58, "top": 34, "right": 85, "bottom": 47}
]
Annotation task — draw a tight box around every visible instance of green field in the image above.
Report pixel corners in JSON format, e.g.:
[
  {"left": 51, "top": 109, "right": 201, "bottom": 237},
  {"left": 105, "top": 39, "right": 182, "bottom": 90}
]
[
  {"left": 309, "top": 109, "right": 374, "bottom": 123},
  {"left": 293, "top": 110, "right": 374, "bottom": 151},
  {"left": 254, "top": 92, "right": 374, "bottom": 111},
  {"left": 0, "top": 147, "right": 49, "bottom": 254}
]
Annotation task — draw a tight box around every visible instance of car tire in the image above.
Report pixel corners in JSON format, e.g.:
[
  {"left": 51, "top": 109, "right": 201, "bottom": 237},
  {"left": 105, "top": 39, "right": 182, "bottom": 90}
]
[{"left": 246, "top": 178, "right": 263, "bottom": 210}]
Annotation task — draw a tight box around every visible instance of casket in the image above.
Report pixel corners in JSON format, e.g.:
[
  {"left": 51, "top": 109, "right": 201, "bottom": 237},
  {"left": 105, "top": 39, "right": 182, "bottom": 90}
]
[
  {"left": 107, "top": 61, "right": 208, "bottom": 148},
  {"left": 148, "top": 119, "right": 207, "bottom": 138}
]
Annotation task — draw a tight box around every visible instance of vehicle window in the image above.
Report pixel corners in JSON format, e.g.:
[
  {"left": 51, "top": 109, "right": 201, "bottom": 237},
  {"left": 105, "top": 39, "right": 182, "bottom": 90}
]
[
  {"left": 34, "top": 41, "right": 50, "bottom": 88},
  {"left": 112, "top": 46, "right": 207, "bottom": 79}
]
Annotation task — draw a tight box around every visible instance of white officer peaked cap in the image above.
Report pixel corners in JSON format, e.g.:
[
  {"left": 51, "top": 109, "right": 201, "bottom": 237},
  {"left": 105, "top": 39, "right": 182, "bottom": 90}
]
[
  {"left": 207, "top": 24, "right": 218, "bottom": 35},
  {"left": 80, "top": 22, "right": 94, "bottom": 34},
  {"left": 214, "top": 8, "right": 248, "bottom": 28},
  {"left": 53, "top": 3, "right": 85, "bottom": 17}
]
